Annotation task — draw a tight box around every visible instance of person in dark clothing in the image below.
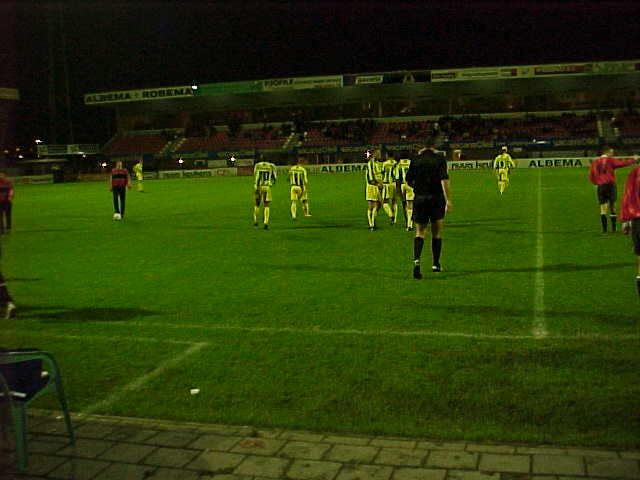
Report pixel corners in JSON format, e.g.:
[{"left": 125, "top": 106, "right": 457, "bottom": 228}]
[
  {"left": 0, "top": 172, "right": 14, "bottom": 234},
  {"left": 0, "top": 244, "right": 15, "bottom": 319},
  {"left": 406, "top": 138, "right": 452, "bottom": 279},
  {"left": 109, "top": 161, "right": 131, "bottom": 220}
]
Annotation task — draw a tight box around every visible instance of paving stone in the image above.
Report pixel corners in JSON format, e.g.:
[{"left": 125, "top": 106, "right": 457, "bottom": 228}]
[
  {"left": 57, "top": 438, "right": 115, "bottom": 458},
  {"left": 285, "top": 459, "right": 342, "bottom": 480},
  {"left": 98, "top": 442, "right": 157, "bottom": 463},
  {"left": 479, "top": 454, "right": 530, "bottom": 473},
  {"left": 278, "top": 431, "right": 326, "bottom": 442},
  {"left": 586, "top": 457, "right": 640, "bottom": 479},
  {"left": 370, "top": 439, "right": 417, "bottom": 449},
  {"left": 146, "top": 466, "right": 201, "bottom": 479},
  {"left": 48, "top": 457, "right": 110, "bottom": 480},
  {"left": 189, "top": 434, "right": 242, "bottom": 451},
  {"left": 565, "top": 448, "right": 619, "bottom": 458},
  {"left": 196, "top": 424, "right": 242, "bottom": 435},
  {"left": 427, "top": 450, "right": 479, "bottom": 469},
  {"left": 27, "top": 436, "right": 70, "bottom": 454},
  {"left": 22, "top": 453, "right": 68, "bottom": 476},
  {"left": 326, "top": 444, "right": 380, "bottom": 463},
  {"left": 143, "top": 446, "right": 200, "bottom": 468},
  {"left": 392, "top": 467, "right": 447, "bottom": 480},
  {"left": 146, "top": 431, "right": 201, "bottom": 448},
  {"left": 279, "top": 441, "right": 332, "bottom": 460},
  {"left": 255, "top": 428, "right": 284, "bottom": 439},
  {"left": 92, "top": 462, "right": 156, "bottom": 480},
  {"left": 187, "top": 450, "right": 245, "bottom": 473},
  {"left": 335, "top": 463, "right": 393, "bottom": 480},
  {"left": 231, "top": 438, "right": 285, "bottom": 456},
  {"left": 104, "top": 426, "right": 159, "bottom": 443},
  {"left": 234, "top": 455, "right": 290, "bottom": 477},
  {"left": 532, "top": 455, "right": 585, "bottom": 476},
  {"left": 417, "top": 441, "right": 466, "bottom": 451},
  {"left": 467, "top": 444, "right": 516, "bottom": 454},
  {"left": 447, "top": 471, "right": 500, "bottom": 480},
  {"left": 29, "top": 419, "right": 75, "bottom": 436},
  {"left": 324, "top": 435, "right": 371, "bottom": 446},
  {"left": 517, "top": 447, "right": 567, "bottom": 456},
  {"left": 374, "top": 447, "right": 429, "bottom": 467},
  {"left": 73, "top": 422, "right": 118, "bottom": 439}
]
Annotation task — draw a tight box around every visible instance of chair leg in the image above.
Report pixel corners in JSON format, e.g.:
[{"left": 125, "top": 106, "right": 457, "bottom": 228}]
[
  {"left": 55, "top": 378, "right": 75, "bottom": 445},
  {"left": 12, "top": 404, "right": 28, "bottom": 472}
]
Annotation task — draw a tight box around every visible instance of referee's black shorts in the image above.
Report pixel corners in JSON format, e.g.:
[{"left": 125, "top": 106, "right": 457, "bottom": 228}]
[
  {"left": 597, "top": 183, "right": 617, "bottom": 205},
  {"left": 412, "top": 194, "right": 446, "bottom": 225}
]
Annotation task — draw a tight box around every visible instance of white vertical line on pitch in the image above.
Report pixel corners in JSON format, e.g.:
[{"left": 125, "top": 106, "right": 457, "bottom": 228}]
[
  {"left": 533, "top": 169, "right": 548, "bottom": 339},
  {"left": 80, "top": 342, "right": 208, "bottom": 416}
]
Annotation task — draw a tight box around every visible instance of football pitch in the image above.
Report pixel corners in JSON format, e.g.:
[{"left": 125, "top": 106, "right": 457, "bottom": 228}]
[{"left": 2, "top": 167, "right": 639, "bottom": 448}]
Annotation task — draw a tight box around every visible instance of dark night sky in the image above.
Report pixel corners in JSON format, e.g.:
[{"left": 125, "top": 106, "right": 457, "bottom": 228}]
[{"left": 2, "top": 1, "right": 640, "bottom": 145}]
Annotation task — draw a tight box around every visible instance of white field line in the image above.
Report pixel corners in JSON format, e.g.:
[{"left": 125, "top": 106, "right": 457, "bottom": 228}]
[
  {"left": 105, "top": 322, "right": 640, "bottom": 341},
  {"left": 533, "top": 169, "right": 548, "bottom": 339},
  {"left": 80, "top": 342, "right": 208, "bottom": 416},
  {"left": 0, "top": 331, "right": 197, "bottom": 345}
]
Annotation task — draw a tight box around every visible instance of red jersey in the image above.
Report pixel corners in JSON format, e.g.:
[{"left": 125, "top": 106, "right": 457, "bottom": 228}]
[
  {"left": 0, "top": 178, "right": 14, "bottom": 203},
  {"left": 110, "top": 168, "right": 130, "bottom": 188},
  {"left": 621, "top": 166, "right": 640, "bottom": 222},
  {"left": 589, "top": 155, "right": 636, "bottom": 185}
]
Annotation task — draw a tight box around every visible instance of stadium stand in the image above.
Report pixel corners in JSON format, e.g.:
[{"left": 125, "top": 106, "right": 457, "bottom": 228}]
[
  {"left": 613, "top": 111, "right": 640, "bottom": 136},
  {"left": 102, "top": 132, "right": 170, "bottom": 155}
]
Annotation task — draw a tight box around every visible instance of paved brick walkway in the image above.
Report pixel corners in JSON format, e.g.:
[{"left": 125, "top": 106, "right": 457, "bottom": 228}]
[{"left": 2, "top": 410, "right": 639, "bottom": 479}]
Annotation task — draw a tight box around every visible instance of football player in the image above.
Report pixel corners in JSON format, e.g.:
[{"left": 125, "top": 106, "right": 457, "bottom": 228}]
[
  {"left": 365, "top": 149, "right": 383, "bottom": 230},
  {"left": 253, "top": 155, "right": 277, "bottom": 229},
  {"left": 289, "top": 157, "right": 310, "bottom": 220},
  {"left": 381, "top": 153, "right": 398, "bottom": 225},
  {"left": 493, "top": 146, "right": 515, "bottom": 194}
]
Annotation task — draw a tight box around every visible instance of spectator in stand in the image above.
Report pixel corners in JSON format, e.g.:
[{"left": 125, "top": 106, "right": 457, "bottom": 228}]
[
  {"left": 0, "top": 172, "right": 14, "bottom": 234},
  {"left": 588, "top": 146, "right": 638, "bottom": 233},
  {"left": 621, "top": 165, "right": 640, "bottom": 297}
]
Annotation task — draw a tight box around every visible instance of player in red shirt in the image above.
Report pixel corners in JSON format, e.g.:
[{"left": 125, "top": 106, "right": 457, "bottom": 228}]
[
  {"left": 109, "top": 161, "right": 132, "bottom": 220},
  {"left": 621, "top": 166, "right": 640, "bottom": 297},
  {"left": 0, "top": 172, "right": 14, "bottom": 234},
  {"left": 588, "top": 146, "right": 637, "bottom": 233}
]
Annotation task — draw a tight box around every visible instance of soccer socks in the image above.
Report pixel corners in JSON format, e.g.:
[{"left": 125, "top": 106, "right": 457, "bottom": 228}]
[
  {"left": 413, "top": 237, "right": 424, "bottom": 261},
  {"left": 498, "top": 182, "right": 506, "bottom": 194},
  {"left": 600, "top": 214, "right": 608, "bottom": 233},
  {"left": 393, "top": 204, "right": 398, "bottom": 224},
  {"left": 610, "top": 214, "right": 617, "bottom": 232},
  {"left": 291, "top": 202, "right": 297, "bottom": 219},
  {"left": 263, "top": 206, "right": 270, "bottom": 225},
  {"left": 432, "top": 238, "right": 442, "bottom": 268},
  {"left": 636, "top": 276, "right": 640, "bottom": 297},
  {"left": 253, "top": 206, "right": 259, "bottom": 225},
  {"left": 383, "top": 203, "right": 393, "bottom": 219},
  {"left": 406, "top": 208, "right": 413, "bottom": 229},
  {"left": 367, "top": 209, "right": 374, "bottom": 228}
]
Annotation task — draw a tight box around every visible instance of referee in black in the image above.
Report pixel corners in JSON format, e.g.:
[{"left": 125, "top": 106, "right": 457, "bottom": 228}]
[{"left": 406, "top": 138, "right": 452, "bottom": 279}]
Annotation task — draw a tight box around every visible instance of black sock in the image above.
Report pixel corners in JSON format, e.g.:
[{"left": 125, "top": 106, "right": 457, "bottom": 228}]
[
  {"left": 413, "top": 237, "right": 424, "bottom": 262},
  {"left": 432, "top": 238, "right": 442, "bottom": 267},
  {"left": 610, "top": 214, "right": 617, "bottom": 232},
  {"left": 636, "top": 276, "right": 640, "bottom": 298},
  {"left": 600, "top": 214, "right": 607, "bottom": 232}
]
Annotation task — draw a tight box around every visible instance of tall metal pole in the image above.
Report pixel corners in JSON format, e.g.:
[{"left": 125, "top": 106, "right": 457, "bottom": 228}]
[{"left": 59, "top": 3, "right": 74, "bottom": 143}]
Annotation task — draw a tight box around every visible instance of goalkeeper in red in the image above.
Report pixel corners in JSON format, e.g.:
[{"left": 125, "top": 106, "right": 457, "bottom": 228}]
[
  {"left": 588, "top": 146, "right": 637, "bottom": 233},
  {"left": 621, "top": 165, "right": 640, "bottom": 297}
]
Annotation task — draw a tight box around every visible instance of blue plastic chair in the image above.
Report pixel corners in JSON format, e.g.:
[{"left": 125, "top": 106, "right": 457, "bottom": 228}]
[{"left": 0, "top": 349, "right": 75, "bottom": 472}]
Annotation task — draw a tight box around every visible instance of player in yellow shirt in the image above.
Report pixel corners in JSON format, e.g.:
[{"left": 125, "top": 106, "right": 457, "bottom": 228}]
[
  {"left": 289, "top": 158, "right": 310, "bottom": 220},
  {"left": 396, "top": 156, "right": 415, "bottom": 231},
  {"left": 253, "top": 157, "right": 277, "bottom": 229},
  {"left": 381, "top": 153, "right": 398, "bottom": 225},
  {"left": 365, "top": 149, "right": 383, "bottom": 230},
  {"left": 132, "top": 160, "right": 144, "bottom": 192},
  {"left": 493, "top": 146, "right": 515, "bottom": 194}
]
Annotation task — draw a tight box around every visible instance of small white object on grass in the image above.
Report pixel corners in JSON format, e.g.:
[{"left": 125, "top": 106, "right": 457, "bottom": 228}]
[{"left": 190, "top": 389, "right": 200, "bottom": 395}]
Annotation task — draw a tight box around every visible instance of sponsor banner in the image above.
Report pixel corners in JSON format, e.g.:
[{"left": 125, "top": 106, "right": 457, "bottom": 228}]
[
  {"left": 431, "top": 66, "right": 520, "bottom": 82},
  {"left": 448, "top": 140, "right": 495, "bottom": 149},
  {"left": 0, "top": 87, "right": 20, "bottom": 100},
  {"left": 208, "top": 159, "right": 228, "bottom": 168},
  {"left": 592, "top": 60, "right": 640, "bottom": 75},
  {"left": 38, "top": 144, "right": 101, "bottom": 156},
  {"left": 78, "top": 173, "right": 109, "bottom": 182},
  {"left": 533, "top": 62, "right": 592, "bottom": 77},
  {"left": 355, "top": 75, "right": 383, "bottom": 85},
  {"left": 553, "top": 137, "right": 599, "bottom": 147},
  {"left": 11, "top": 174, "right": 54, "bottom": 185},
  {"left": 84, "top": 85, "right": 195, "bottom": 105},
  {"left": 198, "top": 80, "right": 263, "bottom": 96},
  {"left": 518, "top": 158, "right": 589, "bottom": 168},
  {"left": 297, "top": 146, "right": 338, "bottom": 154},
  {"left": 210, "top": 168, "right": 237, "bottom": 177},
  {"left": 213, "top": 149, "right": 255, "bottom": 159},
  {"left": 621, "top": 136, "right": 640, "bottom": 145},
  {"left": 448, "top": 160, "right": 493, "bottom": 170},
  {"left": 262, "top": 75, "right": 343, "bottom": 92}
]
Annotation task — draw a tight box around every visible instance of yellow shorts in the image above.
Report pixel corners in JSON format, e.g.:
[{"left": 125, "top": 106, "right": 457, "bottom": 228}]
[
  {"left": 255, "top": 185, "right": 272, "bottom": 203},
  {"left": 401, "top": 183, "right": 415, "bottom": 201},
  {"left": 136, "top": 174, "right": 143, "bottom": 181},
  {"left": 366, "top": 184, "right": 382, "bottom": 202},
  {"left": 383, "top": 183, "right": 396, "bottom": 202},
  {"left": 290, "top": 186, "right": 307, "bottom": 201},
  {"left": 497, "top": 168, "right": 509, "bottom": 182}
]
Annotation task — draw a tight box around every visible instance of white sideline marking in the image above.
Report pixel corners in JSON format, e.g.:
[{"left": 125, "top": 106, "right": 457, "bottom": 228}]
[
  {"left": 81, "top": 342, "right": 208, "bottom": 416},
  {"left": 0, "top": 331, "right": 197, "bottom": 345},
  {"left": 533, "top": 169, "right": 548, "bottom": 339},
  {"left": 119, "top": 322, "right": 640, "bottom": 341}
]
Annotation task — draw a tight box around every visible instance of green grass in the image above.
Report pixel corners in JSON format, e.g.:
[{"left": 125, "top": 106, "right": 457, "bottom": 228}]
[{"left": 2, "top": 167, "right": 639, "bottom": 448}]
